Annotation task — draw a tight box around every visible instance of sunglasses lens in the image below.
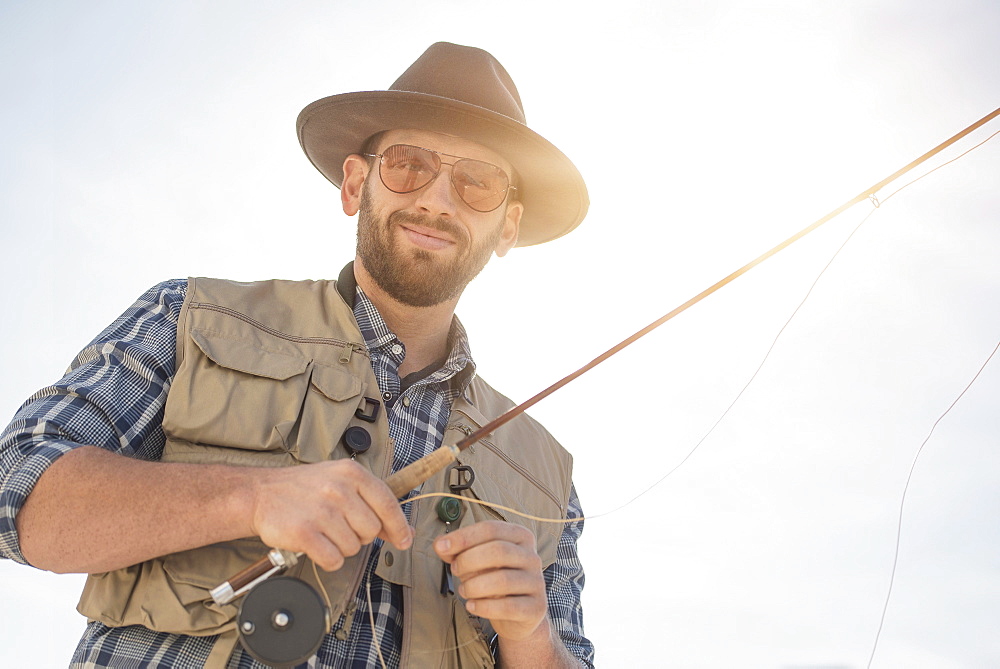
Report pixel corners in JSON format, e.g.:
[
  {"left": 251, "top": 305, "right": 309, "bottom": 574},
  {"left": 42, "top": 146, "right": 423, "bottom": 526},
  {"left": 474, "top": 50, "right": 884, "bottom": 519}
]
[
  {"left": 379, "top": 145, "right": 439, "bottom": 193},
  {"left": 452, "top": 160, "right": 510, "bottom": 212},
  {"left": 377, "top": 145, "right": 511, "bottom": 212}
]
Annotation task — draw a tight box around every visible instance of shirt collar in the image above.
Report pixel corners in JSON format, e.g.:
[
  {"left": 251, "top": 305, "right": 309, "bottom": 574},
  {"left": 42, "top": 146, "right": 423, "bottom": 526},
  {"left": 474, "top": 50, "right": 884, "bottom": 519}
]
[{"left": 351, "top": 283, "right": 476, "bottom": 394}]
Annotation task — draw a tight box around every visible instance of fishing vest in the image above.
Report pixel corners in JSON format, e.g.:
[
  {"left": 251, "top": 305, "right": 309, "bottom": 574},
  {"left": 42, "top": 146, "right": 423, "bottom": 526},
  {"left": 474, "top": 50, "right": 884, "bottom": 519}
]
[{"left": 76, "top": 276, "right": 574, "bottom": 668}]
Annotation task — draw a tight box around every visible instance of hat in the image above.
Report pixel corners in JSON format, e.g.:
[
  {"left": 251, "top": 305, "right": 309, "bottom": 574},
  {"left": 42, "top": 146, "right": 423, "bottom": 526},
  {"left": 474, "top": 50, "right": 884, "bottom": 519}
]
[{"left": 296, "top": 42, "right": 589, "bottom": 247}]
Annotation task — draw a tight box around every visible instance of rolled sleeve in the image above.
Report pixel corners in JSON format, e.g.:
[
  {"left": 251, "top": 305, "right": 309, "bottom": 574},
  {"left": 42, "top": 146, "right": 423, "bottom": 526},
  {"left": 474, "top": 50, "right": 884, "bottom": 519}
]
[
  {"left": 0, "top": 279, "right": 187, "bottom": 565},
  {"left": 543, "top": 483, "right": 594, "bottom": 667}
]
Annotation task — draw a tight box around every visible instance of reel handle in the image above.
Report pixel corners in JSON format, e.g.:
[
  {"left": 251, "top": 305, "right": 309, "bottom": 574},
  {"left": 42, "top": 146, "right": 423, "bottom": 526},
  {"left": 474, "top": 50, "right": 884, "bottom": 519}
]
[{"left": 211, "top": 548, "right": 298, "bottom": 606}]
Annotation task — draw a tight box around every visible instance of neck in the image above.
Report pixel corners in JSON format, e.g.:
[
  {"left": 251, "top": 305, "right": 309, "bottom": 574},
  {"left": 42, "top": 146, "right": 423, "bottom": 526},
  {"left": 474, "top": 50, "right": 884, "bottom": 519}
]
[{"left": 353, "top": 257, "right": 459, "bottom": 378}]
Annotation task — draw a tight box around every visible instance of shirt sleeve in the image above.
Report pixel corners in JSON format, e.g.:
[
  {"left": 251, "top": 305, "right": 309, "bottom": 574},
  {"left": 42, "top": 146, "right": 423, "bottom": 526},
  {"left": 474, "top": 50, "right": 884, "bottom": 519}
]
[
  {"left": 0, "top": 279, "right": 187, "bottom": 565},
  {"left": 543, "top": 483, "right": 595, "bottom": 667}
]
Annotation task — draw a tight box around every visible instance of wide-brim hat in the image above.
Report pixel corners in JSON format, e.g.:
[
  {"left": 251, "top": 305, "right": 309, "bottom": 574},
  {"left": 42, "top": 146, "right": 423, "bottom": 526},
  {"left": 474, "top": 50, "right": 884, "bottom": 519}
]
[{"left": 296, "top": 42, "right": 589, "bottom": 247}]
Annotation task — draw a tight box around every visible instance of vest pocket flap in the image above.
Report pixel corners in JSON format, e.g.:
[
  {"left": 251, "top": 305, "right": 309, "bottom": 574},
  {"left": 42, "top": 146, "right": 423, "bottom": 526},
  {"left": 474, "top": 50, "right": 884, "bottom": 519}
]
[
  {"left": 162, "top": 538, "right": 270, "bottom": 590},
  {"left": 309, "top": 363, "right": 363, "bottom": 401},
  {"left": 190, "top": 330, "right": 308, "bottom": 381}
]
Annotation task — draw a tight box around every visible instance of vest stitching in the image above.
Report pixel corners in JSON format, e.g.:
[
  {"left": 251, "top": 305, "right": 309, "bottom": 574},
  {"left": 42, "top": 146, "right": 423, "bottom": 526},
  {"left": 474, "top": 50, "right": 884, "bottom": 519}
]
[
  {"left": 190, "top": 302, "right": 369, "bottom": 353},
  {"left": 448, "top": 420, "right": 564, "bottom": 511}
]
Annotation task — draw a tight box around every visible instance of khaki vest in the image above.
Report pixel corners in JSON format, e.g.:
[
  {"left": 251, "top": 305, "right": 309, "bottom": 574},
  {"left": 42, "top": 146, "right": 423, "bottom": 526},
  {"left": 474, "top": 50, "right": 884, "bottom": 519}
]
[{"left": 77, "top": 277, "right": 574, "bottom": 668}]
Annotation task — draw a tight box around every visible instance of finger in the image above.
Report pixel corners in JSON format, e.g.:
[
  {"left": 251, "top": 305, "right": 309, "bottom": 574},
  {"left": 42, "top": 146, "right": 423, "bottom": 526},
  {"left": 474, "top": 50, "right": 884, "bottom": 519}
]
[
  {"left": 464, "top": 593, "right": 547, "bottom": 626},
  {"left": 448, "top": 540, "right": 542, "bottom": 583},
  {"left": 377, "top": 524, "right": 416, "bottom": 549},
  {"left": 435, "top": 520, "right": 534, "bottom": 560},
  {"left": 356, "top": 476, "right": 412, "bottom": 551},
  {"left": 458, "top": 566, "right": 543, "bottom": 601},
  {"left": 289, "top": 526, "right": 346, "bottom": 572},
  {"left": 316, "top": 513, "right": 364, "bottom": 560},
  {"left": 331, "top": 493, "right": 385, "bottom": 546}
]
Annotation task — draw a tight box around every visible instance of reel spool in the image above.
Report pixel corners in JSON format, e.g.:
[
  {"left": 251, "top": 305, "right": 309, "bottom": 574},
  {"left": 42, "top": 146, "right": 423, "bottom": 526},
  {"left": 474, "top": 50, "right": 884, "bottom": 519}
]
[{"left": 237, "top": 576, "right": 330, "bottom": 667}]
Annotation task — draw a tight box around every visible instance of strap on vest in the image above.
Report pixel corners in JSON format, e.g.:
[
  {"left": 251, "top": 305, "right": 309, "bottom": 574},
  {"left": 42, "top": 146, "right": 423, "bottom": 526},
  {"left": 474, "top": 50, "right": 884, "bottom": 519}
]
[{"left": 205, "top": 623, "right": 239, "bottom": 669}]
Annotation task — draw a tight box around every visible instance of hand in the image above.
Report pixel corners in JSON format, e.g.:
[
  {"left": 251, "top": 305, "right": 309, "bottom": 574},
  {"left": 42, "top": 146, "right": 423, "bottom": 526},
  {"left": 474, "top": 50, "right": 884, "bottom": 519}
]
[
  {"left": 434, "top": 520, "right": 547, "bottom": 642},
  {"left": 249, "top": 459, "right": 412, "bottom": 571}
]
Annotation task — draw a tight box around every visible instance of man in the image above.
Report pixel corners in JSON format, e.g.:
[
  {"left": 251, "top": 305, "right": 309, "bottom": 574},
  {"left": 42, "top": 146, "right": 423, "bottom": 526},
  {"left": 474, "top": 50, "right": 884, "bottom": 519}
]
[{"left": 0, "top": 43, "right": 592, "bottom": 668}]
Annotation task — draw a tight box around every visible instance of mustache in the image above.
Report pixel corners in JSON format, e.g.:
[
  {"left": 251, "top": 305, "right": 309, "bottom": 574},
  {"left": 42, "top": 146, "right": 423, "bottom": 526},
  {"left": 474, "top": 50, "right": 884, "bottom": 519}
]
[{"left": 389, "top": 210, "right": 467, "bottom": 243}]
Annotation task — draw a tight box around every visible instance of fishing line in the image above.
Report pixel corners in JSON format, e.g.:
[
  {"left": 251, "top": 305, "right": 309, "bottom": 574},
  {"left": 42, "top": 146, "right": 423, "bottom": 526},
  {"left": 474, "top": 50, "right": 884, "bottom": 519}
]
[
  {"left": 229, "top": 113, "right": 1000, "bottom": 666},
  {"left": 405, "top": 491, "right": 583, "bottom": 524},
  {"left": 408, "top": 121, "right": 1000, "bottom": 664},
  {"left": 877, "top": 127, "right": 1000, "bottom": 208},
  {"left": 866, "top": 336, "right": 1000, "bottom": 669},
  {"left": 388, "top": 121, "right": 1000, "bottom": 533},
  {"left": 563, "top": 122, "right": 1000, "bottom": 524},
  {"left": 388, "top": 121, "right": 1000, "bottom": 664},
  {"left": 364, "top": 577, "right": 389, "bottom": 669}
]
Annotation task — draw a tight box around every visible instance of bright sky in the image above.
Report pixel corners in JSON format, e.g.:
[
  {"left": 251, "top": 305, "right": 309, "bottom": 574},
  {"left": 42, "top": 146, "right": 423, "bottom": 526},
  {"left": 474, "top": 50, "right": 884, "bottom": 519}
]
[{"left": 1, "top": 1, "right": 998, "bottom": 667}]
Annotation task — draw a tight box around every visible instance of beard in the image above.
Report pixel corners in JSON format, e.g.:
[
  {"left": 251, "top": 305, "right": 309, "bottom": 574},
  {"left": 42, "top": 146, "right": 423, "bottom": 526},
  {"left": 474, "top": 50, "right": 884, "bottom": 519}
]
[{"left": 356, "top": 182, "right": 505, "bottom": 307}]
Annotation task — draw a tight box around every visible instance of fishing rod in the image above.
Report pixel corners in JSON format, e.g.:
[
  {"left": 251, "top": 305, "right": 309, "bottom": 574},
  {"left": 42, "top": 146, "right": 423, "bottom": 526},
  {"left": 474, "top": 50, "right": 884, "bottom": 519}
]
[{"left": 215, "top": 105, "right": 1000, "bottom": 666}]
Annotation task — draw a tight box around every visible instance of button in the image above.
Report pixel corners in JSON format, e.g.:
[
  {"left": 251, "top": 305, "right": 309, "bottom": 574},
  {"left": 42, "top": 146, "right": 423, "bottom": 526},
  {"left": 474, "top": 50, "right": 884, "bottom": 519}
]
[
  {"left": 390, "top": 343, "right": 403, "bottom": 355},
  {"left": 384, "top": 551, "right": 394, "bottom": 567},
  {"left": 382, "top": 391, "right": 393, "bottom": 401},
  {"left": 401, "top": 396, "right": 411, "bottom": 407}
]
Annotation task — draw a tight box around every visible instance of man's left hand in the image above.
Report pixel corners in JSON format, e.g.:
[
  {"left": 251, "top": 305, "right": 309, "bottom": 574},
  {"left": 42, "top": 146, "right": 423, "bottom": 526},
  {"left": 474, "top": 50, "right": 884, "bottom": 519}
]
[{"left": 433, "top": 520, "right": 547, "bottom": 641}]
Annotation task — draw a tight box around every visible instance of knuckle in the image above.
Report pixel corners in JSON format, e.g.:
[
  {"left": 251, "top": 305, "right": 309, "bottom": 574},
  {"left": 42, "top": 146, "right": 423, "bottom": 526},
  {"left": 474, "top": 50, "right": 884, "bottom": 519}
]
[
  {"left": 320, "top": 552, "right": 345, "bottom": 572},
  {"left": 288, "top": 524, "right": 314, "bottom": 548},
  {"left": 340, "top": 536, "right": 362, "bottom": 557},
  {"left": 357, "top": 527, "right": 378, "bottom": 545}
]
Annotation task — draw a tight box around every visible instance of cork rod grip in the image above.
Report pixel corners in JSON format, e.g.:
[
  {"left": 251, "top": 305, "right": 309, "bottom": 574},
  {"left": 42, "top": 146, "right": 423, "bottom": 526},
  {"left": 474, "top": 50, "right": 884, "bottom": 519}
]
[{"left": 384, "top": 444, "right": 459, "bottom": 498}]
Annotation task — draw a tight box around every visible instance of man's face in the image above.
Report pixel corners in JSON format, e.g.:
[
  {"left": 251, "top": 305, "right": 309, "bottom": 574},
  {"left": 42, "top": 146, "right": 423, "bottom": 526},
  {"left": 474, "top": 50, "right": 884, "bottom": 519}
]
[{"left": 353, "top": 129, "right": 521, "bottom": 307}]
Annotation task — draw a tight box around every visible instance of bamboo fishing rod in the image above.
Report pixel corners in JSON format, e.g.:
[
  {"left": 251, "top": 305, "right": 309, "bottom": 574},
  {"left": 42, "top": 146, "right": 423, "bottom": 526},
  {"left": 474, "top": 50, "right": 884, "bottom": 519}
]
[{"left": 213, "top": 105, "right": 1000, "bottom": 606}]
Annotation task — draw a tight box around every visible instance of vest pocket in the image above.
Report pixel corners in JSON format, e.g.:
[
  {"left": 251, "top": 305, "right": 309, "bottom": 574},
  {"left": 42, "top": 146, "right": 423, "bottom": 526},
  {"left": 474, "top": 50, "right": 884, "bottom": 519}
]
[
  {"left": 297, "top": 362, "right": 364, "bottom": 463},
  {"left": 164, "top": 330, "right": 311, "bottom": 454},
  {"left": 164, "top": 330, "right": 364, "bottom": 464},
  {"left": 78, "top": 538, "right": 266, "bottom": 635}
]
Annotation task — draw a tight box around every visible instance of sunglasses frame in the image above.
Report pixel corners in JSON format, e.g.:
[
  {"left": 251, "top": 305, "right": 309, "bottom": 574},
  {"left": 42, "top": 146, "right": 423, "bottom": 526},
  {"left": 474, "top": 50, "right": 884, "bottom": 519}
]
[{"left": 363, "top": 144, "right": 517, "bottom": 213}]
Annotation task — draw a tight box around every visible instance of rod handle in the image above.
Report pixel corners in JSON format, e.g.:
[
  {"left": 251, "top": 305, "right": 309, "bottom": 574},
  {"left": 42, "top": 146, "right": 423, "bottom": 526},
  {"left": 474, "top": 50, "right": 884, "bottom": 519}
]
[
  {"left": 212, "top": 444, "right": 461, "bottom": 604},
  {"left": 384, "top": 444, "right": 459, "bottom": 498}
]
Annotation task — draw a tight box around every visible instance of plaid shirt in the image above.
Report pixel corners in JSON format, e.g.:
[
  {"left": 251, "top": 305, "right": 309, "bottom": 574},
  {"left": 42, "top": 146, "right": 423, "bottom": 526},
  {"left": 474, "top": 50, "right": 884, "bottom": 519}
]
[{"left": 0, "top": 279, "right": 593, "bottom": 668}]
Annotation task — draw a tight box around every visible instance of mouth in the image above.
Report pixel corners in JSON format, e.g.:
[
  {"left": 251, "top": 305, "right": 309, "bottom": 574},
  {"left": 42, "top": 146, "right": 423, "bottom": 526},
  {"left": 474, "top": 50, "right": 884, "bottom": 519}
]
[{"left": 398, "top": 222, "right": 458, "bottom": 252}]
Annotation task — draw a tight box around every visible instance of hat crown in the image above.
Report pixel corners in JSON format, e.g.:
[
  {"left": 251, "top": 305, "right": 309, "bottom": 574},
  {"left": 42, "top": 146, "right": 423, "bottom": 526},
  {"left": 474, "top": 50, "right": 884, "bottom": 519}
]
[{"left": 389, "top": 42, "right": 527, "bottom": 125}]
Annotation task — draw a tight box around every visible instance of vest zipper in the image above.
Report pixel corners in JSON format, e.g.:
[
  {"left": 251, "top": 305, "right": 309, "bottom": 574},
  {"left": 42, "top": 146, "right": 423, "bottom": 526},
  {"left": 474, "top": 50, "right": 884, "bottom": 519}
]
[
  {"left": 448, "top": 420, "right": 564, "bottom": 512},
  {"left": 333, "top": 599, "right": 359, "bottom": 640},
  {"left": 331, "top": 543, "right": 372, "bottom": 640},
  {"left": 189, "top": 302, "right": 369, "bottom": 355}
]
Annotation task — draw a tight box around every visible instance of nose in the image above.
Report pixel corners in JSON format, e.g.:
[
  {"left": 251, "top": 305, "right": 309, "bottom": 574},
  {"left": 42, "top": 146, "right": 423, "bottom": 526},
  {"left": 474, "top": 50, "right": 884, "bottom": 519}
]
[{"left": 412, "top": 163, "right": 460, "bottom": 218}]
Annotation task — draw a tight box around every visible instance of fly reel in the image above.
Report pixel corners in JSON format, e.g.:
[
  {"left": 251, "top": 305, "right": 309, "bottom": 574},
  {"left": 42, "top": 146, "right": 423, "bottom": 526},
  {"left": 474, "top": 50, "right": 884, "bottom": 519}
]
[{"left": 237, "top": 576, "right": 330, "bottom": 667}]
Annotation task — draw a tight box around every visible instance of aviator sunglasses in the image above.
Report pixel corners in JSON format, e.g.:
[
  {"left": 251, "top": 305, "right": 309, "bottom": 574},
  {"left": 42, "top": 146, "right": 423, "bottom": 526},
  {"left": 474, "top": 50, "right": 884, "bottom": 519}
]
[{"left": 364, "top": 144, "right": 516, "bottom": 213}]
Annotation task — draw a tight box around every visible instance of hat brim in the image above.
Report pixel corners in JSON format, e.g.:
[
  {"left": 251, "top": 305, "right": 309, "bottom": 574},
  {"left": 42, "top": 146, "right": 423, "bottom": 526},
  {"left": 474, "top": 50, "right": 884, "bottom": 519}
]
[{"left": 296, "top": 91, "right": 589, "bottom": 247}]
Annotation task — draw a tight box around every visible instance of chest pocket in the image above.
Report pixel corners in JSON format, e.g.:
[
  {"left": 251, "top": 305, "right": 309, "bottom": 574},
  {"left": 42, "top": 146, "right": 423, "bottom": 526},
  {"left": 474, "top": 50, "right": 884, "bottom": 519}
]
[{"left": 163, "top": 329, "right": 364, "bottom": 465}]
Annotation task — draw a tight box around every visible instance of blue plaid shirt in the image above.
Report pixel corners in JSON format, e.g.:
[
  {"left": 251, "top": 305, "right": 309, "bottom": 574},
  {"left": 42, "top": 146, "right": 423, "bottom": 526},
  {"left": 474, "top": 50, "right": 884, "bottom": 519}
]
[{"left": 0, "top": 279, "right": 593, "bottom": 668}]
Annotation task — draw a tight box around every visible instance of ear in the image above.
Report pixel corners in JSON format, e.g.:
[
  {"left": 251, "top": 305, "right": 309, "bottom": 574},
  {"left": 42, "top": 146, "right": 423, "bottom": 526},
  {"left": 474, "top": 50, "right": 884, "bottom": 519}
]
[
  {"left": 341, "top": 154, "right": 370, "bottom": 216},
  {"left": 493, "top": 200, "right": 523, "bottom": 258}
]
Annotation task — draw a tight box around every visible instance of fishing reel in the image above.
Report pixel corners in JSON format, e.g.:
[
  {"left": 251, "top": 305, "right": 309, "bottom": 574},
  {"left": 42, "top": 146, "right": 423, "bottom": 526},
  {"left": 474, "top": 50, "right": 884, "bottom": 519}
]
[
  {"left": 211, "top": 423, "right": 473, "bottom": 667},
  {"left": 236, "top": 575, "right": 330, "bottom": 668}
]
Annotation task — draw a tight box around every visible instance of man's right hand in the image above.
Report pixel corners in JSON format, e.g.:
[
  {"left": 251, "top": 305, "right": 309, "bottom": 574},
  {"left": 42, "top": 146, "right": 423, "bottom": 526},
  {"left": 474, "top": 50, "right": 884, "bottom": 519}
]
[
  {"left": 249, "top": 459, "right": 412, "bottom": 571},
  {"left": 17, "top": 446, "right": 410, "bottom": 574}
]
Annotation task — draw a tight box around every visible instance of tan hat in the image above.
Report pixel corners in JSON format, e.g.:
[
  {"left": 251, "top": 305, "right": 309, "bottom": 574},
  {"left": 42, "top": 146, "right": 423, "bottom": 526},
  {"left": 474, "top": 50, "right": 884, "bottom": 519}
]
[{"left": 296, "top": 42, "right": 589, "bottom": 247}]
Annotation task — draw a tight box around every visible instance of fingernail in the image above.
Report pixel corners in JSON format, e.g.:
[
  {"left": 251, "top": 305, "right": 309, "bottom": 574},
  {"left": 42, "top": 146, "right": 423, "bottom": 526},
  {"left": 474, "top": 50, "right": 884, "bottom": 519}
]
[
  {"left": 436, "top": 537, "right": 451, "bottom": 552},
  {"left": 465, "top": 599, "right": 476, "bottom": 613}
]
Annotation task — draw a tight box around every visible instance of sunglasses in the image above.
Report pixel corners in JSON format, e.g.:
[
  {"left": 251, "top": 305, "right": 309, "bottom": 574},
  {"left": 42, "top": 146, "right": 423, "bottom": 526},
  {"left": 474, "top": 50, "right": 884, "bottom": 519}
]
[{"left": 364, "top": 144, "right": 516, "bottom": 213}]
